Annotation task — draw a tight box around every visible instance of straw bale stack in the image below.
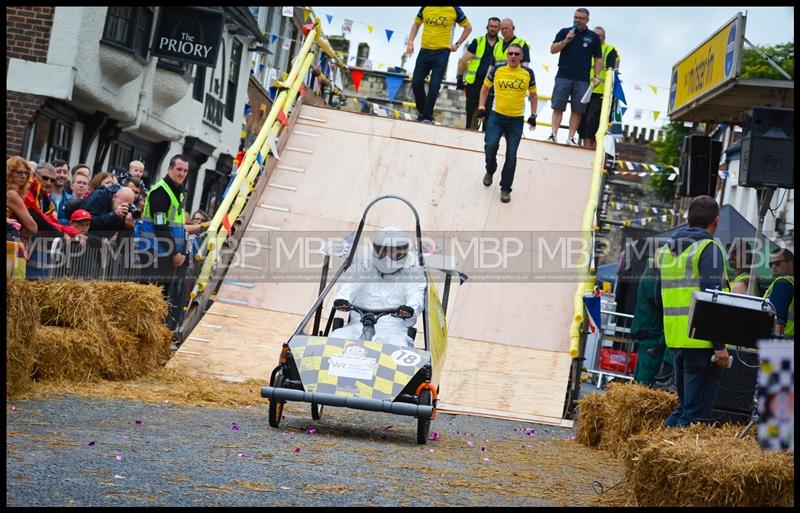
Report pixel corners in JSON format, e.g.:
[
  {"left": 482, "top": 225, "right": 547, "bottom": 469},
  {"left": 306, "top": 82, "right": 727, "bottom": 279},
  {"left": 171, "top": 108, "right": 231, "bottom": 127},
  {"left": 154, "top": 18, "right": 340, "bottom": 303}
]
[
  {"left": 7, "top": 281, "right": 41, "bottom": 397},
  {"left": 7, "top": 280, "right": 174, "bottom": 395},
  {"left": 575, "top": 382, "right": 677, "bottom": 455},
  {"left": 625, "top": 423, "right": 794, "bottom": 506},
  {"left": 599, "top": 382, "right": 678, "bottom": 456}
]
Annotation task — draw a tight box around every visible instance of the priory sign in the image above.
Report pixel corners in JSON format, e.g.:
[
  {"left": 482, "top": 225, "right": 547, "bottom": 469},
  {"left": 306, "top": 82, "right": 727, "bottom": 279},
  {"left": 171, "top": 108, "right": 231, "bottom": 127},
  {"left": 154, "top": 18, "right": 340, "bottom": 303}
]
[{"left": 151, "top": 7, "right": 225, "bottom": 67}]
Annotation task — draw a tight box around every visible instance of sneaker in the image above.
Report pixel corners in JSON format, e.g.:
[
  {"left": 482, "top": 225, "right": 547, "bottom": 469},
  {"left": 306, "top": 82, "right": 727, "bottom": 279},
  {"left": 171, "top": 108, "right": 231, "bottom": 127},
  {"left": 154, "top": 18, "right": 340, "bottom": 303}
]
[
  {"left": 500, "top": 190, "right": 511, "bottom": 203},
  {"left": 547, "top": 134, "right": 557, "bottom": 143},
  {"left": 482, "top": 172, "right": 493, "bottom": 187},
  {"left": 421, "top": 118, "right": 434, "bottom": 124},
  {"left": 567, "top": 137, "right": 579, "bottom": 146}
]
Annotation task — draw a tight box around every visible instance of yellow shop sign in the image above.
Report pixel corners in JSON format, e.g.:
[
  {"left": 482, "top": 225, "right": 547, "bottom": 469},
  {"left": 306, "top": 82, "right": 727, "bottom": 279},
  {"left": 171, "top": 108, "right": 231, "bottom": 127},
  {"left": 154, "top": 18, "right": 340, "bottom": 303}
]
[{"left": 668, "top": 13, "right": 745, "bottom": 115}]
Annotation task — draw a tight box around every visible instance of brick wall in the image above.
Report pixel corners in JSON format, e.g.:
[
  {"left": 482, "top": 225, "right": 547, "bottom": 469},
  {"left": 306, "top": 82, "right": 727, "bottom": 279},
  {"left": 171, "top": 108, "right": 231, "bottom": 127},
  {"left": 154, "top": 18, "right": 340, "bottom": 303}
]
[{"left": 6, "top": 6, "right": 54, "bottom": 158}]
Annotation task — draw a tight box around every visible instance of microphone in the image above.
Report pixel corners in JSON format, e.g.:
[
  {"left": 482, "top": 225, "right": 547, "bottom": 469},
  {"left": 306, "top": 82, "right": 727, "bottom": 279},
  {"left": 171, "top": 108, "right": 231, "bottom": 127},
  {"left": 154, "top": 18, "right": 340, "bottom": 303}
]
[{"left": 572, "top": 23, "right": 580, "bottom": 31}]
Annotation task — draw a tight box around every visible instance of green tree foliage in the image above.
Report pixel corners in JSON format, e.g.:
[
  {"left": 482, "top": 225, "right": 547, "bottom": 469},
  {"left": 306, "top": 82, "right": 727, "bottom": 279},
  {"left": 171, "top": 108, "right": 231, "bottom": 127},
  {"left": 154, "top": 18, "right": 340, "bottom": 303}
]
[
  {"left": 648, "top": 122, "right": 693, "bottom": 202},
  {"left": 739, "top": 41, "right": 794, "bottom": 80}
]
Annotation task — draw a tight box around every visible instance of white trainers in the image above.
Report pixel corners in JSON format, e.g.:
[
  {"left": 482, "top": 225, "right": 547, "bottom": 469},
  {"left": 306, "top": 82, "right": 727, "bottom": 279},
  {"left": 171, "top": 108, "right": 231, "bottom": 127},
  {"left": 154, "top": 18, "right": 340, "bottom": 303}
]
[
  {"left": 566, "top": 137, "right": 579, "bottom": 146},
  {"left": 547, "top": 134, "right": 557, "bottom": 143}
]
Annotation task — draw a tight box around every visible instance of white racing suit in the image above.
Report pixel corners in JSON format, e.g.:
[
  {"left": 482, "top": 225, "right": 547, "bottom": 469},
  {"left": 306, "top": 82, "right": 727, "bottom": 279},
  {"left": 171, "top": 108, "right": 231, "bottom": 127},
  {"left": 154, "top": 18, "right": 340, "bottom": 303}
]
[{"left": 330, "top": 255, "right": 426, "bottom": 347}]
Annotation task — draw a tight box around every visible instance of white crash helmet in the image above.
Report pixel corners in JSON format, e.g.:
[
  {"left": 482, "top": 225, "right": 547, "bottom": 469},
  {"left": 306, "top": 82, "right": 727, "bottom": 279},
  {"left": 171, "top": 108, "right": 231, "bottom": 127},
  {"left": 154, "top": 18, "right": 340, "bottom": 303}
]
[{"left": 372, "top": 226, "right": 411, "bottom": 275}]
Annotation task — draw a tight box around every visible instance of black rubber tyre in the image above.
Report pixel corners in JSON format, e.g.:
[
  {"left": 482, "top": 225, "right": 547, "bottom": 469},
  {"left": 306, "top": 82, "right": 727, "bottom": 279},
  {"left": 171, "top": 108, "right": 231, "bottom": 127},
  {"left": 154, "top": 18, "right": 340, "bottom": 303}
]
[
  {"left": 268, "top": 369, "right": 285, "bottom": 428},
  {"left": 416, "top": 389, "right": 432, "bottom": 445},
  {"left": 311, "top": 402, "right": 324, "bottom": 420}
]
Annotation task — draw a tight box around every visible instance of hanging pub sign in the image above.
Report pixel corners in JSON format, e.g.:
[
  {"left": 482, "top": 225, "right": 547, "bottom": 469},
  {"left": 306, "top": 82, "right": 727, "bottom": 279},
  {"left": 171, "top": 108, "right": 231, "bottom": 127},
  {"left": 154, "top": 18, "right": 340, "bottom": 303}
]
[{"left": 151, "top": 7, "right": 225, "bottom": 67}]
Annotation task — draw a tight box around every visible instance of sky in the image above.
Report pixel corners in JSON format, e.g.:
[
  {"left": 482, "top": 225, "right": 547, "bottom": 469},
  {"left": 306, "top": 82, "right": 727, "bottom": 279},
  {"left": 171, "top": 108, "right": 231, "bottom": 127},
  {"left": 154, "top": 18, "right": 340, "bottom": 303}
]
[{"left": 311, "top": 6, "right": 794, "bottom": 135}]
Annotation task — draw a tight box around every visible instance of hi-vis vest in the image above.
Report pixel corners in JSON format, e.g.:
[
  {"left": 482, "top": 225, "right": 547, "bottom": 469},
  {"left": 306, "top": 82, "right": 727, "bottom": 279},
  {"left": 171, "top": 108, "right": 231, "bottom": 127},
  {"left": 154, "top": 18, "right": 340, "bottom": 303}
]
[
  {"left": 590, "top": 43, "right": 618, "bottom": 94},
  {"left": 492, "top": 36, "right": 526, "bottom": 67},
  {"left": 656, "top": 239, "right": 728, "bottom": 349},
  {"left": 465, "top": 35, "right": 492, "bottom": 85},
  {"left": 731, "top": 272, "right": 750, "bottom": 287},
  {"left": 137, "top": 179, "right": 186, "bottom": 256},
  {"left": 764, "top": 275, "right": 794, "bottom": 336}
]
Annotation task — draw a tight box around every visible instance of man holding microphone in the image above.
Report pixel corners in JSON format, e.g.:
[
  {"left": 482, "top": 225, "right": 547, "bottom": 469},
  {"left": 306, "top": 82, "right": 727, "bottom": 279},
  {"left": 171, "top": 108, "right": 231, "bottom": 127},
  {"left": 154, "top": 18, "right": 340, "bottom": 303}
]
[{"left": 548, "top": 8, "right": 603, "bottom": 145}]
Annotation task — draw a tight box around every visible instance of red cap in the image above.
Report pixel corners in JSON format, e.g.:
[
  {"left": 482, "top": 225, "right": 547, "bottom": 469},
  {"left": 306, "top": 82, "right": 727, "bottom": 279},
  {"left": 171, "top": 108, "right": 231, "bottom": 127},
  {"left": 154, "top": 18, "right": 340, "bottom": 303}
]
[{"left": 70, "top": 209, "right": 92, "bottom": 222}]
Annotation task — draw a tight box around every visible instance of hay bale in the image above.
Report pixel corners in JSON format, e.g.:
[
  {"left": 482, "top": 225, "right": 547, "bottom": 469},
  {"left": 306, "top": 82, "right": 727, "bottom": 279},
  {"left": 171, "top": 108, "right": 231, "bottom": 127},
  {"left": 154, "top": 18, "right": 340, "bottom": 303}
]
[
  {"left": 599, "top": 382, "right": 678, "bottom": 456},
  {"left": 32, "top": 326, "right": 109, "bottom": 382},
  {"left": 7, "top": 281, "right": 41, "bottom": 398},
  {"left": 625, "top": 423, "right": 794, "bottom": 506},
  {"left": 89, "top": 281, "right": 168, "bottom": 336},
  {"left": 29, "top": 279, "right": 109, "bottom": 332},
  {"left": 576, "top": 392, "right": 607, "bottom": 447}
]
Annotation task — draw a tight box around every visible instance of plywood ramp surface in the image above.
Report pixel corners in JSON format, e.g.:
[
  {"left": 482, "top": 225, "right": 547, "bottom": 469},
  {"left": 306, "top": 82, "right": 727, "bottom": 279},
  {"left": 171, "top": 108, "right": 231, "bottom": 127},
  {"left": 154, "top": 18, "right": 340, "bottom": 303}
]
[{"left": 174, "top": 104, "right": 594, "bottom": 425}]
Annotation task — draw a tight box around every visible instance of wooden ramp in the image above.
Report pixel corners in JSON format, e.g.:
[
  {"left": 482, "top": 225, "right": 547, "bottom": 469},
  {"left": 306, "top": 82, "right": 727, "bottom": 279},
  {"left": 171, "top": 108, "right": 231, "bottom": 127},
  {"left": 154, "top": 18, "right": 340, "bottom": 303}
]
[{"left": 169, "top": 105, "right": 594, "bottom": 426}]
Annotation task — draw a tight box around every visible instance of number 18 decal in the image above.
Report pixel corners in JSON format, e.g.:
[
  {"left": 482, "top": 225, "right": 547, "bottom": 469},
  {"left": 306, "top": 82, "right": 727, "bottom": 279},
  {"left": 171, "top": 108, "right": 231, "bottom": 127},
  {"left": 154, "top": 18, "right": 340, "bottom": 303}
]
[{"left": 391, "top": 349, "right": 421, "bottom": 367}]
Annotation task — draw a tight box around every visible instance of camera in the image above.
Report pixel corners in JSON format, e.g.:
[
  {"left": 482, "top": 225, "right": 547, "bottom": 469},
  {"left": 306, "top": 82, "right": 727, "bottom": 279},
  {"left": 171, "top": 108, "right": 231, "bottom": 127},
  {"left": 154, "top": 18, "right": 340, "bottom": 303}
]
[{"left": 128, "top": 203, "right": 141, "bottom": 219}]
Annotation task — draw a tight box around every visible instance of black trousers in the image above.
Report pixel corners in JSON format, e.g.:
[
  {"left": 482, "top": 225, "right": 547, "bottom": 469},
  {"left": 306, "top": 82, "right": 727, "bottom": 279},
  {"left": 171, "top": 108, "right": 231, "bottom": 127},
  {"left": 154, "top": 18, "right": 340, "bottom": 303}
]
[{"left": 465, "top": 82, "right": 494, "bottom": 131}]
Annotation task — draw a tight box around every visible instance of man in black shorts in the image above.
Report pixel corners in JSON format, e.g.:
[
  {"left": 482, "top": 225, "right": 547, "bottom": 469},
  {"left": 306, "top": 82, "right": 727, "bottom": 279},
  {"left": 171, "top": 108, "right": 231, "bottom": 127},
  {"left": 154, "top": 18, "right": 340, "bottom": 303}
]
[
  {"left": 548, "top": 8, "right": 602, "bottom": 145},
  {"left": 578, "top": 26, "right": 619, "bottom": 148}
]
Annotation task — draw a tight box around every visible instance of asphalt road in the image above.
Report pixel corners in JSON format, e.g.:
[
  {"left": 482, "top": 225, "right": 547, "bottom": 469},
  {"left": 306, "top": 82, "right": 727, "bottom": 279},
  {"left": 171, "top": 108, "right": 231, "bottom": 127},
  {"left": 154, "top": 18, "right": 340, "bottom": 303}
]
[{"left": 6, "top": 393, "right": 622, "bottom": 507}]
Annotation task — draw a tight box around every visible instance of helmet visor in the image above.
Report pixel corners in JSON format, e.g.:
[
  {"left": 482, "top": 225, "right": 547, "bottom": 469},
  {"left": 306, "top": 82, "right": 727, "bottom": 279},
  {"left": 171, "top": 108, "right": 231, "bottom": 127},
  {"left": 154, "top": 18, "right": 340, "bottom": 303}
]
[{"left": 373, "top": 243, "right": 408, "bottom": 261}]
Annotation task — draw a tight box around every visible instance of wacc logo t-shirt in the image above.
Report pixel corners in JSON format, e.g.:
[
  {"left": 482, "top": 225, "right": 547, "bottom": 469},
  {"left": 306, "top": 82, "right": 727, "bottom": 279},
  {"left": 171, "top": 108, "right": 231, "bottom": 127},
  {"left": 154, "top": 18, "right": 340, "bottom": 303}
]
[
  {"left": 415, "top": 7, "right": 469, "bottom": 50},
  {"left": 484, "top": 64, "right": 537, "bottom": 118}
]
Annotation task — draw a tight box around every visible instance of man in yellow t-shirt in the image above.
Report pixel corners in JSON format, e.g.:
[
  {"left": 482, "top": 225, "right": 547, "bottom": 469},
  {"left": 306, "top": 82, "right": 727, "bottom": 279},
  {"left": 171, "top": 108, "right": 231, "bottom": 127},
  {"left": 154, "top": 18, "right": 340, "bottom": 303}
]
[
  {"left": 476, "top": 43, "right": 537, "bottom": 203},
  {"left": 406, "top": 7, "right": 472, "bottom": 123}
]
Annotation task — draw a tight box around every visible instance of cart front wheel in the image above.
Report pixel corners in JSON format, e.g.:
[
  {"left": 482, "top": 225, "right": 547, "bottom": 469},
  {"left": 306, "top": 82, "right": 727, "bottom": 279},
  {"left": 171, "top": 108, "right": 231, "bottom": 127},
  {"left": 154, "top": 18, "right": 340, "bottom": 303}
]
[
  {"left": 268, "top": 369, "right": 285, "bottom": 428},
  {"left": 416, "top": 389, "right": 432, "bottom": 444},
  {"left": 311, "top": 402, "right": 324, "bottom": 420}
]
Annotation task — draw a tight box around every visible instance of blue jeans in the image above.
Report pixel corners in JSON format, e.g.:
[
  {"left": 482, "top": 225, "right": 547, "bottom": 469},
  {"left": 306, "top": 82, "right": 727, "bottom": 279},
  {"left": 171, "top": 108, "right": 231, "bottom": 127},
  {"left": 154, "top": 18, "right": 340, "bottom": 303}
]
[
  {"left": 484, "top": 112, "right": 524, "bottom": 192},
  {"left": 663, "top": 348, "right": 723, "bottom": 427},
  {"left": 411, "top": 48, "right": 450, "bottom": 121}
]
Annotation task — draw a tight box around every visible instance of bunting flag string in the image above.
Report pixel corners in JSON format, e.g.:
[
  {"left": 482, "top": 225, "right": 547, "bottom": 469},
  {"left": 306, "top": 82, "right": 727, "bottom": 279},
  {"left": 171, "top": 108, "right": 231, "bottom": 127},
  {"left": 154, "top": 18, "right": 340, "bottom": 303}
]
[
  {"left": 611, "top": 159, "right": 679, "bottom": 176},
  {"left": 616, "top": 210, "right": 688, "bottom": 227},
  {"left": 606, "top": 201, "right": 684, "bottom": 215}
]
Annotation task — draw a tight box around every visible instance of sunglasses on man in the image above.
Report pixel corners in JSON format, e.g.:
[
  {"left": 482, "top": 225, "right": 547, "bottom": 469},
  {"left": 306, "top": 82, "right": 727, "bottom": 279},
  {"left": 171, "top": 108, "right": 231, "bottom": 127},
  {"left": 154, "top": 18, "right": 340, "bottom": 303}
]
[
  {"left": 507, "top": 51, "right": 522, "bottom": 56},
  {"left": 38, "top": 175, "right": 55, "bottom": 183}
]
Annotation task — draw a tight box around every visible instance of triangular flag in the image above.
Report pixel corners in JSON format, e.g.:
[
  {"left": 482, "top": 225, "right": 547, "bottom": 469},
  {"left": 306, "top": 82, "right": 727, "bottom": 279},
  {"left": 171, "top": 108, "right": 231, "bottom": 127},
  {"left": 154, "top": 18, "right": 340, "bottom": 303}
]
[
  {"left": 649, "top": 85, "right": 658, "bottom": 95},
  {"left": 277, "top": 109, "right": 288, "bottom": 126},
  {"left": 652, "top": 111, "right": 660, "bottom": 121},
  {"left": 542, "top": 64, "right": 550, "bottom": 72},
  {"left": 385, "top": 29, "right": 394, "bottom": 42},
  {"left": 385, "top": 74, "right": 404, "bottom": 102},
  {"left": 271, "top": 34, "right": 278, "bottom": 45},
  {"left": 267, "top": 132, "right": 281, "bottom": 160},
  {"left": 367, "top": 25, "right": 374, "bottom": 34},
  {"left": 326, "top": 14, "right": 333, "bottom": 24},
  {"left": 620, "top": 106, "right": 627, "bottom": 118},
  {"left": 351, "top": 69, "right": 364, "bottom": 92}
]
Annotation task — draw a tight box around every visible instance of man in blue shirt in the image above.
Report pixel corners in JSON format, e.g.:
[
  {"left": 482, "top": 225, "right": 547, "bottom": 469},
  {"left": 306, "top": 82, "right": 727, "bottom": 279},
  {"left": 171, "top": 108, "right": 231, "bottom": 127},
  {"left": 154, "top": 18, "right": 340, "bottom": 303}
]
[{"left": 548, "top": 8, "right": 602, "bottom": 145}]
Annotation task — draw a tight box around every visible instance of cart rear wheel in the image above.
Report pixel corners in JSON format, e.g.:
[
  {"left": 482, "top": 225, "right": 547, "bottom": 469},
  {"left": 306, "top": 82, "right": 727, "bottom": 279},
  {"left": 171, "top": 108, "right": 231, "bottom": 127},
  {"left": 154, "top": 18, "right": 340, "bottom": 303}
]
[
  {"left": 268, "top": 369, "right": 285, "bottom": 428},
  {"left": 311, "top": 402, "right": 324, "bottom": 420},
  {"left": 416, "top": 389, "right": 432, "bottom": 445}
]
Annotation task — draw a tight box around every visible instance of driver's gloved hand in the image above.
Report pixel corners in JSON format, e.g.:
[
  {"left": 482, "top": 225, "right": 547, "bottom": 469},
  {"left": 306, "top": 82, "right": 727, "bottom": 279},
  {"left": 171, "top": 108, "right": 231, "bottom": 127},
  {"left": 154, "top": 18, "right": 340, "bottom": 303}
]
[
  {"left": 333, "top": 299, "right": 351, "bottom": 310},
  {"left": 396, "top": 305, "right": 414, "bottom": 319}
]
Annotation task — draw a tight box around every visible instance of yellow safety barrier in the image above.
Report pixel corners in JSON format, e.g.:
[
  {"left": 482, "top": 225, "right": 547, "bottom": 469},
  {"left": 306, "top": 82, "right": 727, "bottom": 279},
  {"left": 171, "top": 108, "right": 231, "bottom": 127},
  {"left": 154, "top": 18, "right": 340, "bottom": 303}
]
[
  {"left": 190, "top": 18, "right": 339, "bottom": 302},
  {"left": 568, "top": 70, "right": 615, "bottom": 358}
]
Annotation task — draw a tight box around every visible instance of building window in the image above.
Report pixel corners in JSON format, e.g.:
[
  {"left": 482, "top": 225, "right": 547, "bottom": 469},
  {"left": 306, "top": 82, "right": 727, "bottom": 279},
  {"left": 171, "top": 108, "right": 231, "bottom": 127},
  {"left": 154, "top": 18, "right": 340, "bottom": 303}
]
[
  {"left": 102, "top": 7, "right": 154, "bottom": 60},
  {"left": 193, "top": 64, "right": 206, "bottom": 102},
  {"left": 28, "top": 116, "right": 73, "bottom": 164},
  {"left": 108, "top": 141, "right": 134, "bottom": 173},
  {"left": 225, "top": 39, "right": 243, "bottom": 121}
]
